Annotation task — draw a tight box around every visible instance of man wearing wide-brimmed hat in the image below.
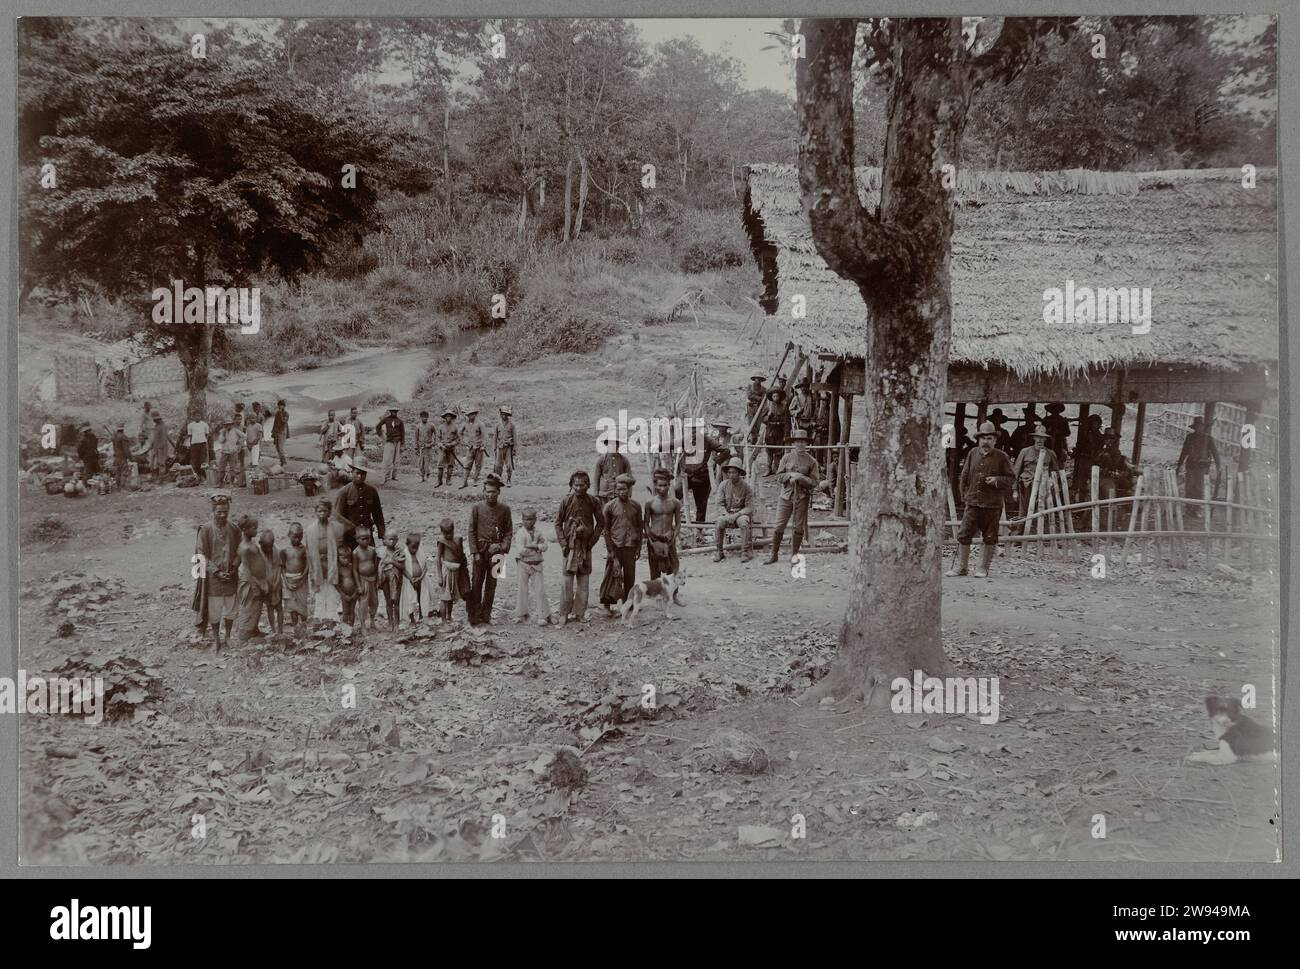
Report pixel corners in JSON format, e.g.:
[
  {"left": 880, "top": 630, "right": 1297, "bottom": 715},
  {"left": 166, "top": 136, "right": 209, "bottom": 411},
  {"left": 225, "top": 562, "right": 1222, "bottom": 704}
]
[
  {"left": 594, "top": 434, "right": 632, "bottom": 502},
  {"left": 333, "top": 454, "right": 385, "bottom": 547},
  {"left": 765, "top": 428, "right": 822, "bottom": 564},
  {"left": 434, "top": 408, "right": 459, "bottom": 488},
  {"left": 948, "top": 421, "right": 1014, "bottom": 578},
  {"left": 791, "top": 377, "right": 817, "bottom": 437},
  {"left": 763, "top": 383, "right": 790, "bottom": 475},
  {"left": 493, "top": 405, "right": 516, "bottom": 486},
  {"left": 714, "top": 456, "right": 754, "bottom": 562},
  {"left": 1011, "top": 426, "right": 1059, "bottom": 534},
  {"left": 193, "top": 490, "right": 242, "bottom": 650},
  {"left": 1176, "top": 415, "right": 1220, "bottom": 508},
  {"left": 745, "top": 375, "right": 768, "bottom": 444},
  {"left": 1042, "top": 402, "right": 1071, "bottom": 464},
  {"left": 461, "top": 406, "right": 487, "bottom": 489},
  {"left": 377, "top": 406, "right": 405, "bottom": 484}
]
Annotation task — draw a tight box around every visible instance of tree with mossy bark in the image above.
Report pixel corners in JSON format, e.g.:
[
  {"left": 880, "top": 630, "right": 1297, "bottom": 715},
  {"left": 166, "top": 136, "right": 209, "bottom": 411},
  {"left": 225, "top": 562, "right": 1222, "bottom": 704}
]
[{"left": 794, "top": 17, "right": 1074, "bottom": 707}]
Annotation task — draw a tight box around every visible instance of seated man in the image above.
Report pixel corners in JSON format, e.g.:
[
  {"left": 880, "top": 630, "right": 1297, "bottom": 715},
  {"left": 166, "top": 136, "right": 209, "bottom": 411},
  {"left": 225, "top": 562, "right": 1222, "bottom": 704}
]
[
  {"left": 1095, "top": 430, "right": 1136, "bottom": 499},
  {"left": 713, "top": 457, "right": 754, "bottom": 562}
]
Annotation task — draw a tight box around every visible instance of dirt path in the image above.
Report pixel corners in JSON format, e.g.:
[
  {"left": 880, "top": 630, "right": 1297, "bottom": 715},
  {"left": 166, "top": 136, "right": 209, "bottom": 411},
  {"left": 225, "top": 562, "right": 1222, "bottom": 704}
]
[{"left": 17, "top": 311, "right": 1281, "bottom": 864}]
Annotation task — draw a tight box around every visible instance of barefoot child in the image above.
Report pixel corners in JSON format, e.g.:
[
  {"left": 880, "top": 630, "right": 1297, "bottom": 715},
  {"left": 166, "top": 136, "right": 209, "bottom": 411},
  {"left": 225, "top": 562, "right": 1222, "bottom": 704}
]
[
  {"left": 337, "top": 544, "right": 358, "bottom": 625},
  {"left": 399, "top": 531, "right": 437, "bottom": 624},
  {"left": 513, "top": 508, "right": 552, "bottom": 626},
  {"left": 353, "top": 529, "right": 380, "bottom": 632},
  {"left": 435, "top": 519, "right": 472, "bottom": 622},
  {"left": 235, "top": 515, "right": 269, "bottom": 645},
  {"left": 260, "top": 529, "right": 284, "bottom": 636},
  {"left": 280, "top": 523, "right": 309, "bottom": 636},
  {"left": 379, "top": 535, "right": 402, "bottom": 631}
]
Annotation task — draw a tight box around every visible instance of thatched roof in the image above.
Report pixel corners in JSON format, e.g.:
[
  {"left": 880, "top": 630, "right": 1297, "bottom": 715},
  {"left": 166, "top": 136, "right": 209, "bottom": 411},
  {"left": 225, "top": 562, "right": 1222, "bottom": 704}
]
[{"left": 742, "top": 164, "right": 1278, "bottom": 377}]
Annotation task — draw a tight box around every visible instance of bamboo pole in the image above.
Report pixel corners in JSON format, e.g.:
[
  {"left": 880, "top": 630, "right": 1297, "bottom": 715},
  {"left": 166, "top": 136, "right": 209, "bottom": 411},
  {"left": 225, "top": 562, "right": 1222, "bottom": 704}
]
[
  {"left": 1056, "top": 469, "right": 1075, "bottom": 557},
  {"left": 1120, "top": 474, "right": 1145, "bottom": 566},
  {"left": 1166, "top": 469, "right": 1187, "bottom": 568},
  {"left": 1203, "top": 473, "right": 1214, "bottom": 568},
  {"left": 1025, "top": 450, "right": 1047, "bottom": 562},
  {"left": 1091, "top": 464, "right": 1101, "bottom": 560},
  {"left": 1226, "top": 472, "right": 1236, "bottom": 564}
]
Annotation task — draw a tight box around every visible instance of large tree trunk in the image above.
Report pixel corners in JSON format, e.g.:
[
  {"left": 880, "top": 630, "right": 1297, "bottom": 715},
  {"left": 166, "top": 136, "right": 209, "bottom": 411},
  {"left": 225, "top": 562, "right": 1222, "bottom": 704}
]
[
  {"left": 176, "top": 323, "right": 213, "bottom": 422},
  {"left": 796, "top": 18, "right": 970, "bottom": 706}
]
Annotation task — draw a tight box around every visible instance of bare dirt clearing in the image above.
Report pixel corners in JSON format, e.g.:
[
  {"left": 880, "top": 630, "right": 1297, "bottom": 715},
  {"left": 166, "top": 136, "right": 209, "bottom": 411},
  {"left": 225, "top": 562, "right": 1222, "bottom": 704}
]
[{"left": 18, "top": 315, "right": 1280, "bottom": 864}]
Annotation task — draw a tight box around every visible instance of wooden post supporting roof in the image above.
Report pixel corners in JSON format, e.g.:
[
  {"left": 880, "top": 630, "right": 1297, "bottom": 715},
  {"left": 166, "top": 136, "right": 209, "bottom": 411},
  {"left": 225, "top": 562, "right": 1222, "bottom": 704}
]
[{"left": 1131, "top": 402, "right": 1146, "bottom": 464}]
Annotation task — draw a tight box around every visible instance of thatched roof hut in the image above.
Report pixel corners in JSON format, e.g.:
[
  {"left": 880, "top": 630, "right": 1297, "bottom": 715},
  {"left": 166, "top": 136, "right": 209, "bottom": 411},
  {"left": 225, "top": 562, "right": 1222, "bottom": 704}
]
[{"left": 742, "top": 164, "right": 1278, "bottom": 407}]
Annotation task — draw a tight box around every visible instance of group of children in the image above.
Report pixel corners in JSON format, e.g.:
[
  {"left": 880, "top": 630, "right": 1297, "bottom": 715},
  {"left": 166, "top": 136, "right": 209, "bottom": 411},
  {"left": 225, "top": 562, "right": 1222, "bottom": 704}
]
[{"left": 226, "top": 495, "right": 562, "bottom": 641}]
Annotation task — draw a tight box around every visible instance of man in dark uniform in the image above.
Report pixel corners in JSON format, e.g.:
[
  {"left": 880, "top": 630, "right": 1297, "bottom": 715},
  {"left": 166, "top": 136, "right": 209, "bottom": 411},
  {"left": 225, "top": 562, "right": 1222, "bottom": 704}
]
[
  {"left": 763, "top": 385, "right": 790, "bottom": 476},
  {"left": 745, "top": 375, "right": 767, "bottom": 444},
  {"left": 988, "top": 408, "right": 1012, "bottom": 453},
  {"left": 1071, "top": 413, "right": 1104, "bottom": 498},
  {"left": 377, "top": 407, "right": 405, "bottom": 484},
  {"left": 468, "top": 474, "right": 513, "bottom": 624},
  {"left": 947, "top": 421, "right": 1014, "bottom": 579},
  {"left": 1176, "top": 416, "right": 1220, "bottom": 508},
  {"left": 1042, "top": 402, "right": 1071, "bottom": 465},
  {"left": 77, "top": 423, "right": 100, "bottom": 478},
  {"left": 333, "top": 455, "right": 386, "bottom": 548},
  {"left": 1007, "top": 407, "right": 1038, "bottom": 458}
]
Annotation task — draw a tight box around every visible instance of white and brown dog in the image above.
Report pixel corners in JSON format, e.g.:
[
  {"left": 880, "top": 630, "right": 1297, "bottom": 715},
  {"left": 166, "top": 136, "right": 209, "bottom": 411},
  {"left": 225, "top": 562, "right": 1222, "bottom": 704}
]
[
  {"left": 1186, "top": 696, "right": 1276, "bottom": 765},
  {"left": 619, "top": 569, "right": 687, "bottom": 626}
]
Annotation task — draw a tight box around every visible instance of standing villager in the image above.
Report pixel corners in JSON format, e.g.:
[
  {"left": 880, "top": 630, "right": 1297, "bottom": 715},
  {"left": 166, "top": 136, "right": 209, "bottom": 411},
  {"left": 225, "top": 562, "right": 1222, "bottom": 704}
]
[
  {"left": 790, "top": 378, "right": 817, "bottom": 436},
  {"left": 434, "top": 519, "right": 473, "bottom": 622},
  {"left": 271, "top": 400, "right": 290, "bottom": 467},
  {"left": 594, "top": 438, "right": 632, "bottom": 501},
  {"left": 1012, "top": 428, "right": 1060, "bottom": 534},
  {"left": 280, "top": 522, "right": 309, "bottom": 636},
  {"left": 332, "top": 456, "right": 385, "bottom": 548},
  {"left": 947, "top": 421, "right": 1014, "bottom": 579},
  {"left": 1071, "top": 413, "right": 1104, "bottom": 498},
  {"left": 987, "top": 408, "right": 1013, "bottom": 454},
  {"left": 414, "top": 411, "right": 435, "bottom": 483},
  {"left": 397, "top": 532, "right": 437, "bottom": 624},
  {"left": 512, "top": 509, "right": 553, "bottom": 626},
  {"left": 192, "top": 491, "right": 241, "bottom": 650},
  {"left": 714, "top": 457, "right": 755, "bottom": 562},
  {"left": 139, "top": 401, "right": 153, "bottom": 447},
  {"left": 461, "top": 408, "right": 487, "bottom": 489},
  {"left": 556, "top": 470, "right": 604, "bottom": 623},
  {"left": 111, "top": 424, "right": 132, "bottom": 488},
  {"left": 377, "top": 407, "right": 405, "bottom": 484},
  {"left": 234, "top": 514, "right": 271, "bottom": 643},
  {"left": 766, "top": 429, "right": 823, "bottom": 564},
  {"left": 468, "top": 475, "right": 513, "bottom": 624},
  {"left": 644, "top": 467, "right": 683, "bottom": 579},
  {"left": 493, "top": 405, "right": 516, "bottom": 487},
  {"left": 763, "top": 385, "right": 790, "bottom": 476},
  {"left": 351, "top": 530, "right": 380, "bottom": 631},
  {"left": 244, "top": 410, "right": 264, "bottom": 473},
  {"left": 681, "top": 422, "right": 720, "bottom": 524},
  {"left": 319, "top": 409, "right": 341, "bottom": 463},
  {"left": 601, "top": 473, "right": 642, "bottom": 611},
  {"left": 77, "top": 424, "right": 100, "bottom": 478},
  {"left": 305, "top": 498, "right": 346, "bottom": 621},
  {"left": 342, "top": 406, "right": 365, "bottom": 464},
  {"left": 1176, "top": 416, "right": 1220, "bottom": 510},
  {"left": 434, "top": 409, "right": 459, "bottom": 487},
  {"left": 1042, "top": 402, "right": 1071, "bottom": 465},
  {"left": 149, "top": 413, "right": 170, "bottom": 482},
  {"left": 745, "top": 375, "right": 767, "bottom": 444},
  {"left": 1007, "top": 406, "right": 1039, "bottom": 458},
  {"left": 260, "top": 529, "right": 283, "bottom": 637},
  {"left": 186, "top": 414, "right": 210, "bottom": 478},
  {"left": 1096, "top": 430, "right": 1137, "bottom": 500},
  {"left": 215, "top": 419, "right": 244, "bottom": 487}
]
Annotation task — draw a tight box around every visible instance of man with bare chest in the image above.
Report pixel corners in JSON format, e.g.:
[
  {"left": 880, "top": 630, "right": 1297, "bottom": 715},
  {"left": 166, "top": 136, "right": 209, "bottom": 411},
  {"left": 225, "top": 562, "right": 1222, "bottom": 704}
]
[{"left": 643, "top": 467, "right": 682, "bottom": 579}]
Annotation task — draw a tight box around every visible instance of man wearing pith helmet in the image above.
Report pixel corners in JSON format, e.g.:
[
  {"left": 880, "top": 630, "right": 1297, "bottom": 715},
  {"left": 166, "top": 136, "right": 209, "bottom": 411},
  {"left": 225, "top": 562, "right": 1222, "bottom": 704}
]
[
  {"left": 714, "top": 456, "right": 755, "bottom": 563},
  {"left": 948, "top": 421, "right": 1014, "bottom": 579}
]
